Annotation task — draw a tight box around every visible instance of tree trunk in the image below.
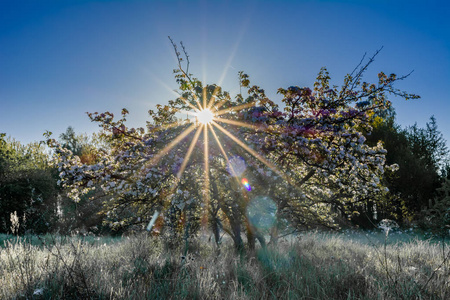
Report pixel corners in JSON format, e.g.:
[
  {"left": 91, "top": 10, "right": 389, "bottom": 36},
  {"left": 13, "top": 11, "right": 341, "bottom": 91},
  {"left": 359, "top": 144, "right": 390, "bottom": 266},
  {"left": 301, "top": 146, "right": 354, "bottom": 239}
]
[
  {"left": 269, "top": 220, "right": 278, "bottom": 245},
  {"left": 211, "top": 216, "right": 221, "bottom": 247},
  {"left": 255, "top": 230, "right": 266, "bottom": 248},
  {"left": 246, "top": 223, "right": 256, "bottom": 251},
  {"left": 231, "top": 220, "right": 244, "bottom": 252},
  {"left": 247, "top": 220, "right": 266, "bottom": 249}
]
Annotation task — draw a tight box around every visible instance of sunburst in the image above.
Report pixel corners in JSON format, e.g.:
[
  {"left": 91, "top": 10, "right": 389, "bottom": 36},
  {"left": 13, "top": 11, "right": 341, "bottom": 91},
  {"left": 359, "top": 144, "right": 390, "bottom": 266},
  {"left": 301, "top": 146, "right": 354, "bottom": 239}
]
[
  {"left": 144, "top": 83, "right": 289, "bottom": 232},
  {"left": 144, "top": 39, "right": 287, "bottom": 232}
]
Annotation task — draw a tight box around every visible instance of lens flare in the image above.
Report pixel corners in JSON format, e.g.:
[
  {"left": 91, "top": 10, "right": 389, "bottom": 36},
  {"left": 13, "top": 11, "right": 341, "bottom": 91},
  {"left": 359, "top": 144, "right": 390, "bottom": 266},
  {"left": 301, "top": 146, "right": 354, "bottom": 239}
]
[
  {"left": 146, "top": 210, "right": 161, "bottom": 232},
  {"left": 241, "top": 178, "right": 251, "bottom": 191},
  {"left": 246, "top": 196, "right": 277, "bottom": 230},
  {"left": 227, "top": 156, "right": 247, "bottom": 177}
]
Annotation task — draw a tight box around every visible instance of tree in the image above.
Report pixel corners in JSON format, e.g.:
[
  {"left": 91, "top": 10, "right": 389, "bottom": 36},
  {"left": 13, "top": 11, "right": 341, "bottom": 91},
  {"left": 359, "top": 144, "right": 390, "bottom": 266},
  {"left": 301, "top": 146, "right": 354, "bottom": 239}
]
[
  {"left": 47, "top": 46, "right": 418, "bottom": 251},
  {"left": 356, "top": 115, "right": 410, "bottom": 225},
  {"left": 0, "top": 134, "right": 58, "bottom": 234},
  {"left": 364, "top": 115, "right": 449, "bottom": 224},
  {"left": 55, "top": 127, "right": 110, "bottom": 234},
  {"left": 59, "top": 126, "right": 83, "bottom": 156},
  {"left": 407, "top": 116, "right": 448, "bottom": 172}
]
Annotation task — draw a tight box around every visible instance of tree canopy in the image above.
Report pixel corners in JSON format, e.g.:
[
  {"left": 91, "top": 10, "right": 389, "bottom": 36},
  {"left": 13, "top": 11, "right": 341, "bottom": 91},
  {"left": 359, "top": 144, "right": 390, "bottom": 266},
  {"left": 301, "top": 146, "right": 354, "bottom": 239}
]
[{"left": 46, "top": 47, "right": 420, "bottom": 250}]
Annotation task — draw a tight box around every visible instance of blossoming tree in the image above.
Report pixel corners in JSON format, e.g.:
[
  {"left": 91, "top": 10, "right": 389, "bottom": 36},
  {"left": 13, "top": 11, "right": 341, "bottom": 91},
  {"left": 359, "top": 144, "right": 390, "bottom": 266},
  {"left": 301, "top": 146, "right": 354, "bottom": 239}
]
[{"left": 46, "top": 46, "right": 418, "bottom": 251}]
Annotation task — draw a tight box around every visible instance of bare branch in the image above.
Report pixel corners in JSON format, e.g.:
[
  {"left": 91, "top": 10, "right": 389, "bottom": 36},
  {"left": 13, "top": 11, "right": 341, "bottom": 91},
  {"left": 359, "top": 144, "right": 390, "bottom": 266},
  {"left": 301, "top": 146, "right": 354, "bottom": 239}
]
[{"left": 168, "top": 36, "right": 195, "bottom": 86}]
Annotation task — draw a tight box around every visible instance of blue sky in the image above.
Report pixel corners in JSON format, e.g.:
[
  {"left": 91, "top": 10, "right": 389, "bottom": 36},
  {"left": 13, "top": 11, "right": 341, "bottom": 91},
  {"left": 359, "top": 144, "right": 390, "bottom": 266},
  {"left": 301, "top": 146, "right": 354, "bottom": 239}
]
[{"left": 1, "top": 0, "right": 449, "bottom": 145}]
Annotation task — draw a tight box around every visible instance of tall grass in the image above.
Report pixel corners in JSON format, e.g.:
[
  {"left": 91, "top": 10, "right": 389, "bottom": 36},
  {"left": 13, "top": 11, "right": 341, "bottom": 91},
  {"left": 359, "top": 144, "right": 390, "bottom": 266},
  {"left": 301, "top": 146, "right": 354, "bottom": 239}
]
[{"left": 0, "top": 231, "right": 448, "bottom": 299}]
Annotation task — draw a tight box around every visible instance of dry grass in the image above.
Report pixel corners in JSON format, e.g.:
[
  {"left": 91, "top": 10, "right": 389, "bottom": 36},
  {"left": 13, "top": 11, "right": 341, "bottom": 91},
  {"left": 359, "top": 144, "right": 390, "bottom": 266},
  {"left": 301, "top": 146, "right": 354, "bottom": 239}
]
[{"left": 0, "top": 231, "right": 449, "bottom": 299}]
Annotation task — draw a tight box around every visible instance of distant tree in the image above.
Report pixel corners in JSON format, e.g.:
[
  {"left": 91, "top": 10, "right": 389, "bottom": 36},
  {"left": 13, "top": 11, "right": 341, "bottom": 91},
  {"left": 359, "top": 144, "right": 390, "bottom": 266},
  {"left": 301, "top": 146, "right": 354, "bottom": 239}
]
[
  {"left": 403, "top": 117, "right": 448, "bottom": 212},
  {"left": 440, "top": 163, "right": 450, "bottom": 180},
  {"left": 0, "top": 134, "right": 58, "bottom": 234},
  {"left": 60, "top": 126, "right": 83, "bottom": 156},
  {"left": 406, "top": 116, "right": 448, "bottom": 173},
  {"left": 362, "top": 115, "right": 449, "bottom": 225},
  {"left": 421, "top": 178, "right": 450, "bottom": 237}
]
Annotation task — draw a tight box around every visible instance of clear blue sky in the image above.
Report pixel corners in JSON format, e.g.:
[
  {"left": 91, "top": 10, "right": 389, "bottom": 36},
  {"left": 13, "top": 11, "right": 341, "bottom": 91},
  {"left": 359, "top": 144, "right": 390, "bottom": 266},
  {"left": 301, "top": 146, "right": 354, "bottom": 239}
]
[{"left": 1, "top": 0, "right": 449, "bottom": 145}]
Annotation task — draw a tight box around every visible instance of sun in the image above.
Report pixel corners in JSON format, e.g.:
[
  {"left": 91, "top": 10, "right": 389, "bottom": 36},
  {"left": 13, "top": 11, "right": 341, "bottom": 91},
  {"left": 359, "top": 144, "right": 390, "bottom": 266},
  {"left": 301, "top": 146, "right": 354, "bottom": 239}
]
[{"left": 196, "top": 109, "right": 214, "bottom": 124}]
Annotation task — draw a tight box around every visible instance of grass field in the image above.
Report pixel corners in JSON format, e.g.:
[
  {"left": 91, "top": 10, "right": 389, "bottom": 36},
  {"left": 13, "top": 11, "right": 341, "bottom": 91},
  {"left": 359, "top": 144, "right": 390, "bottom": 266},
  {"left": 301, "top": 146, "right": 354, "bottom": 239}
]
[{"left": 1, "top": 230, "right": 449, "bottom": 299}]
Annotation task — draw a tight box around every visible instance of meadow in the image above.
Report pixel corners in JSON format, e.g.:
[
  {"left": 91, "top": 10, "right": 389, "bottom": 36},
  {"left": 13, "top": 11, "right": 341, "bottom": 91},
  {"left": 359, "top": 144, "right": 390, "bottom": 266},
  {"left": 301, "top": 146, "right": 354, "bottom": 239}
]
[{"left": 1, "top": 230, "right": 449, "bottom": 299}]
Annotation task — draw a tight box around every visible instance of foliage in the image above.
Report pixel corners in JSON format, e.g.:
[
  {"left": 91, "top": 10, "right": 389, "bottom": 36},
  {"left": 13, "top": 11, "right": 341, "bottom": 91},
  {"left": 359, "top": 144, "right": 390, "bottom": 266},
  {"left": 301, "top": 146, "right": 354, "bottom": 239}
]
[
  {"left": 363, "top": 115, "right": 449, "bottom": 225},
  {"left": 403, "top": 116, "right": 448, "bottom": 212},
  {"left": 407, "top": 116, "right": 448, "bottom": 172},
  {"left": 56, "top": 127, "right": 110, "bottom": 234},
  {"left": 421, "top": 178, "right": 450, "bottom": 237},
  {"left": 0, "top": 134, "right": 58, "bottom": 234}
]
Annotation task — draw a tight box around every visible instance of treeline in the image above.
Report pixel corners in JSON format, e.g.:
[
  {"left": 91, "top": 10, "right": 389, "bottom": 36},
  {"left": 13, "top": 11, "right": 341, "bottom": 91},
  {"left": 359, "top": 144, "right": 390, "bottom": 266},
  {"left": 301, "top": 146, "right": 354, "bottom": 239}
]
[
  {"left": 1, "top": 113, "right": 449, "bottom": 235},
  {"left": 0, "top": 128, "right": 107, "bottom": 235},
  {"left": 352, "top": 114, "right": 450, "bottom": 232}
]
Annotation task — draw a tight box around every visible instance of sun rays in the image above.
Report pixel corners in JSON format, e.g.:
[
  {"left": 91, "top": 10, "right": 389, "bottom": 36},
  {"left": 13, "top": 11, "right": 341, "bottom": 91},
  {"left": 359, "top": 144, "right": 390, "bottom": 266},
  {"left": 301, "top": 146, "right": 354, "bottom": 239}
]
[
  {"left": 145, "top": 38, "right": 286, "bottom": 232},
  {"left": 145, "top": 86, "right": 287, "bottom": 207}
]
